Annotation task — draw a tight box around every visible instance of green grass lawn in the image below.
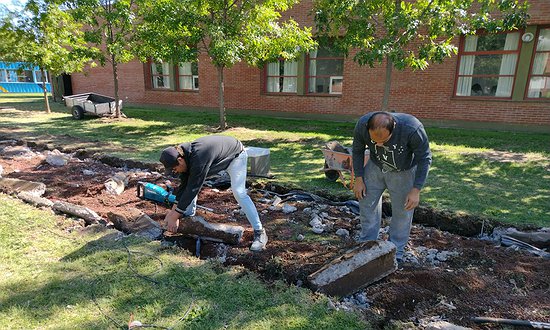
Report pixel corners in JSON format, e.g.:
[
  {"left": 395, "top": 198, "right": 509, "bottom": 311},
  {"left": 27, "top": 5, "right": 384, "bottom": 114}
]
[
  {"left": 0, "top": 195, "right": 365, "bottom": 329},
  {"left": 1, "top": 93, "right": 549, "bottom": 227}
]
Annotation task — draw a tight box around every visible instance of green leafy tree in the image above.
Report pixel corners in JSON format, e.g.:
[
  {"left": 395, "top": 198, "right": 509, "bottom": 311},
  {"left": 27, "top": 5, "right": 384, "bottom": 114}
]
[
  {"left": 0, "top": 0, "right": 96, "bottom": 113},
  {"left": 63, "top": 0, "right": 136, "bottom": 118},
  {"left": 314, "top": 0, "right": 529, "bottom": 110},
  {"left": 135, "top": 0, "right": 316, "bottom": 129}
]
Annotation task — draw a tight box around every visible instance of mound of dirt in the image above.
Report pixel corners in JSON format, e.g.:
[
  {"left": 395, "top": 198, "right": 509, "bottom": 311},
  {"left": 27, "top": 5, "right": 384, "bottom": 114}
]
[{"left": 1, "top": 142, "right": 548, "bottom": 329}]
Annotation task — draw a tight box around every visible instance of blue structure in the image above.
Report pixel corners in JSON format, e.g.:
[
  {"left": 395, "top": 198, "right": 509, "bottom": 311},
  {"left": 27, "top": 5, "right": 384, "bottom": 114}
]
[{"left": 0, "top": 62, "right": 51, "bottom": 93}]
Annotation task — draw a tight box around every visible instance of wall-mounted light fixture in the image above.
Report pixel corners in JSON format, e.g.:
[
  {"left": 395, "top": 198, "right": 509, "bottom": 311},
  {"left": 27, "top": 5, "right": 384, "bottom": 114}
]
[{"left": 521, "top": 32, "right": 534, "bottom": 43}]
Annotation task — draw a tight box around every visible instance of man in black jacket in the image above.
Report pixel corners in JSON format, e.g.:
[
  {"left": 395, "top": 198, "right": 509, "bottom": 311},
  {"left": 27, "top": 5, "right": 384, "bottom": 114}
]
[
  {"left": 352, "top": 112, "right": 432, "bottom": 261},
  {"left": 159, "top": 135, "right": 267, "bottom": 251}
]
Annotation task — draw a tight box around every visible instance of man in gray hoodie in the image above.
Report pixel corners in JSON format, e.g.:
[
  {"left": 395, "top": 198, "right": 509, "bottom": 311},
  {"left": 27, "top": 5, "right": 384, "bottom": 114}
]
[{"left": 352, "top": 111, "right": 432, "bottom": 261}]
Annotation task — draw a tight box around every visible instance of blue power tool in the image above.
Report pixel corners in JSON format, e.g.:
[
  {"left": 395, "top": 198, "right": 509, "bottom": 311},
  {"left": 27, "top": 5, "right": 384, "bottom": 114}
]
[{"left": 136, "top": 182, "right": 176, "bottom": 206}]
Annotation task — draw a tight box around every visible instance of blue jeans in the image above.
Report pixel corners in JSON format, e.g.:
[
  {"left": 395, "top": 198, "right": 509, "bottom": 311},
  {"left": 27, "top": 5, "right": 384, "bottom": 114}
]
[
  {"left": 182, "top": 150, "right": 262, "bottom": 230},
  {"left": 358, "top": 161, "right": 416, "bottom": 259}
]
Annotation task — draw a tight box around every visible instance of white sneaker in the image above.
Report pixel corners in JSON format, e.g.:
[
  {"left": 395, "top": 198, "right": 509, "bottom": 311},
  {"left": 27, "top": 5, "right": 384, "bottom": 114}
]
[{"left": 250, "top": 229, "right": 268, "bottom": 251}]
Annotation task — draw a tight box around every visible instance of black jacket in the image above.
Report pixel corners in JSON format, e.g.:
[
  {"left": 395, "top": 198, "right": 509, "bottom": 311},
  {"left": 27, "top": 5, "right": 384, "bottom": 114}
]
[
  {"left": 174, "top": 135, "right": 243, "bottom": 214},
  {"left": 352, "top": 112, "right": 432, "bottom": 189}
]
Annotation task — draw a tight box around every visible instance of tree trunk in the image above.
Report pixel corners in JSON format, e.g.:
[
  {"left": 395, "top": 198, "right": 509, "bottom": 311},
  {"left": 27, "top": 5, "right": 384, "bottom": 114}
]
[
  {"left": 41, "top": 68, "right": 51, "bottom": 114},
  {"left": 382, "top": 0, "right": 400, "bottom": 113},
  {"left": 111, "top": 55, "right": 121, "bottom": 118},
  {"left": 382, "top": 57, "right": 392, "bottom": 112},
  {"left": 50, "top": 74, "right": 59, "bottom": 103},
  {"left": 217, "top": 66, "right": 227, "bottom": 129}
]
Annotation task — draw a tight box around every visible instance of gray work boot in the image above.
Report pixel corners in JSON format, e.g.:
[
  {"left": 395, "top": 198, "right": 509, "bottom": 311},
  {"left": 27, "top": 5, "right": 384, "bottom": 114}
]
[{"left": 250, "top": 229, "right": 268, "bottom": 251}]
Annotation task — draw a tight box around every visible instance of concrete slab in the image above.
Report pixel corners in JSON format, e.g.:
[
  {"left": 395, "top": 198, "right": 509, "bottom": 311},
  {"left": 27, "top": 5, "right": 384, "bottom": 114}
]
[
  {"left": 107, "top": 208, "right": 162, "bottom": 240},
  {"left": 52, "top": 201, "right": 103, "bottom": 225},
  {"left": 17, "top": 191, "right": 53, "bottom": 207},
  {"left": 175, "top": 215, "right": 244, "bottom": 245},
  {"left": 425, "top": 321, "right": 472, "bottom": 330},
  {"left": 308, "top": 240, "right": 397, "bottom": 297},
  {"left": 0, "top": 177, "right": 46, "bottom": 196}
]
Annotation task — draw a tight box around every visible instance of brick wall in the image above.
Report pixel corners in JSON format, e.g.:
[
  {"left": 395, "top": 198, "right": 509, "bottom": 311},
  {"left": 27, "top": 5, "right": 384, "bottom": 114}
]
[{"left": 70, "top": 0, "right": 550, "bottom": 127}]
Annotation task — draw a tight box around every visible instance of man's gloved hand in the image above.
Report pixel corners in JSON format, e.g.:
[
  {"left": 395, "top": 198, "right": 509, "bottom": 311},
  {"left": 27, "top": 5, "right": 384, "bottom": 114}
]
[{"left": 164, "top": 210, "right": 181, "bottom": 233}]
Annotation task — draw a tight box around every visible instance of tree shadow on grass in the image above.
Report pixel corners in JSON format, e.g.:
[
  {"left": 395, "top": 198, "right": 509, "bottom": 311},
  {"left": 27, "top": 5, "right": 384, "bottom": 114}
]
[
  {"left": 427, "top": 127, "right": 550, "bottom": 155},
  {"left": 0, "top": 231, "right": 364, "bottom": 329},
  {"left": 425, "top": 152, "right": 550, "bottom": 226},
  {"left": 127, "top": 105, "right": 356, "bottom": 137}
]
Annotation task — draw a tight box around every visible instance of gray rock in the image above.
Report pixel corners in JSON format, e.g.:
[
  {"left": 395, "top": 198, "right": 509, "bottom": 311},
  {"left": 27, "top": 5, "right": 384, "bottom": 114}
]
[
  {"left": 45, "top": 149, "right": 70, "bottom": 166},
  {"left": 436, "top": 251, "right": 449, "bottom": 261},
  {"left": 297, "top": 234, "right": 305, "bottom": 241},
  {"left": 309, "top": 216, "right": 323, "bottom": 228},
  {"left": 282, "top": 204, "right": 297, "bottom": 214},
  {"left": 311, "top": 226, "right": 324, "bottom": 234},
  {"left": 213, "top": 243, "right": 229, "bottom": 262},
  {"left": 336, "top": 228, "right": 350, "bottom": 238},
  {"left": 354, "top": 292, "right": 369, "bottom": 305}
]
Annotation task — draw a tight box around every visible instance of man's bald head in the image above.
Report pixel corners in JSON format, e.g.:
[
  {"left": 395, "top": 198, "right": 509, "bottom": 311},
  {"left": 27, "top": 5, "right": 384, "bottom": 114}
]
[{"left": 367, "top": 112, "right": 395, "bottom": 134}]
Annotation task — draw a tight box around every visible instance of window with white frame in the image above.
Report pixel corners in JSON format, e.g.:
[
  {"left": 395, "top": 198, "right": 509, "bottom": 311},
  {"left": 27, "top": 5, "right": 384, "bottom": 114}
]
[
  {"left": 307, "top": 47, "right": 344, "bottom": 94},
  {"left": 178, "top": 62, "right": 199, "bottom": 91},
  {"left": 34, "top": 70, "right": 48, "bottom": 83},
  {"left": 16, "top": 70, "right": 34, "bottom": 82},
  {"left": 6, "top": 70, "right": 18, "bottom": 82},
  {"left": 151, "top": 62, "right": 171, "bottom": 89},
  {"left": 266, "top": 59, "right": 298, "bottom": 93},
  {"left": 527, "top": 28, "right": 550, "bottom": 99},
  {"left": 0, "top": 66, "right": 46, "bottom": 83},
  {"left": 455, "top": 32, "right": 520, "bottom": 98}
]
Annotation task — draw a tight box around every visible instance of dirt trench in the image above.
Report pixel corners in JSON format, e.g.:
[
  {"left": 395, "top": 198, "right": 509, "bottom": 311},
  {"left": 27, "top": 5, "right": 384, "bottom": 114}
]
[{"left": 0, "top": 140, "right": 549, "bottom": 329}]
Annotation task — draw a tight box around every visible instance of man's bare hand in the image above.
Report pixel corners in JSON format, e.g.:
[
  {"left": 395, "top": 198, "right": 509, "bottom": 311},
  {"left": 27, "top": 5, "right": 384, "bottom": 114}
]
[
  {"left": 164, "top": 210, "right": 181, "bottom": 233},
  {"left": 404, "top": 188, "right": 421, "bottom": 211},
  {"left": 353, "top": 178, "right": 366, "bottom": 200}
]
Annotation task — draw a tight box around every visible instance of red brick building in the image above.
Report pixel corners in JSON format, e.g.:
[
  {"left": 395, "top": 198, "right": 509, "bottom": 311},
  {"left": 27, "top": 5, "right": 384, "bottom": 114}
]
[{"left": 70, "top": 0, "right": 550, "bottom": 130}]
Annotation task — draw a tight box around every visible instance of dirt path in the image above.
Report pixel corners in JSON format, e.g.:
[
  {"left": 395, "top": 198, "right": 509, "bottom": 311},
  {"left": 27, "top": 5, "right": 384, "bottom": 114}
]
[{"left": 1, "top": 141, "right": 549, "bottom": 329}]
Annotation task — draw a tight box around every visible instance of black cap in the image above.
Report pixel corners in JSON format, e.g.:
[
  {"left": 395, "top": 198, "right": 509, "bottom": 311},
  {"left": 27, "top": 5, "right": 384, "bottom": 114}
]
[{"left": 159, "top": 146, "right": 180, "bottom": 175}]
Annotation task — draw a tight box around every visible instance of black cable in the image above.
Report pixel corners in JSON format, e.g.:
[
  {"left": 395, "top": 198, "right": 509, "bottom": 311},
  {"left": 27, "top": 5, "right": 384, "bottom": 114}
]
[
  {"left": 90, "top": 278, "right": 126, "bottom": 329},
  {"left": 111, "top": 238, "right": 197, "bottom": 329},
  {"left": 45, "top": 229, "right": 196, "bottom": 329}
]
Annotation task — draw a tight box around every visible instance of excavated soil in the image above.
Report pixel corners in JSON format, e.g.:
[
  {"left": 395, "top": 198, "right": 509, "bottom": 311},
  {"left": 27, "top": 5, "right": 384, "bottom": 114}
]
[{"left": 1, "top": 144, "right": 549, "bottom": 329}]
